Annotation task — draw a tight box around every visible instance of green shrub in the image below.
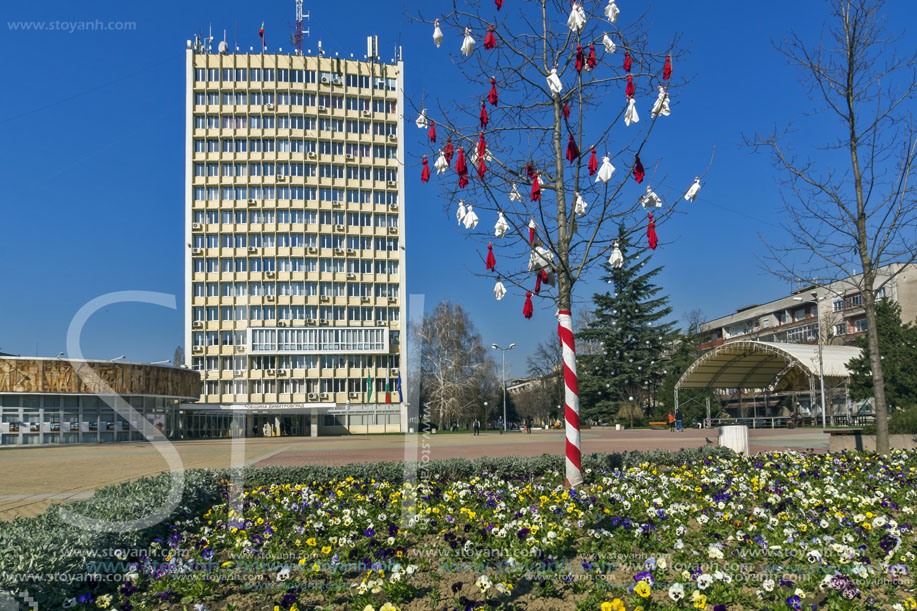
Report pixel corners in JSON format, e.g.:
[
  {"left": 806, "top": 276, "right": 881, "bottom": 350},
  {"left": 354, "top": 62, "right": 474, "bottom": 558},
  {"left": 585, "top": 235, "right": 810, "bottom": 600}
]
[{"left": 861, "top": 406, "right": 917, "bottom": 435}]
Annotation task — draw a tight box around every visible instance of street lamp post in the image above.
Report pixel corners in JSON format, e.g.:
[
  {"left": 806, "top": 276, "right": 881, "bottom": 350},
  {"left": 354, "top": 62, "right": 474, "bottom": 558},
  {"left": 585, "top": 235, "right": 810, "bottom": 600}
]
[
  {"left": 812, "top": 292, "right": 828, "bottom": 428},
  {"left": 492, "top": 343, "right": 515, "bottom": 434}
]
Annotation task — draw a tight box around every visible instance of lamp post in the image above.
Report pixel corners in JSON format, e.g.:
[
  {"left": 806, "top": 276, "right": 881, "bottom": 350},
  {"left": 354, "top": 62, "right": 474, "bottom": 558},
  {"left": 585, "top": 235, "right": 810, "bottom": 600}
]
[
  {"left": 793, "top": 293, "right": 828, "bottom": 428},
  {"left": 492, "top": 343, "right": 515, "bottom": 433},
  {"left": 812, "top": 292, "right": 827, "bottom": 428}
]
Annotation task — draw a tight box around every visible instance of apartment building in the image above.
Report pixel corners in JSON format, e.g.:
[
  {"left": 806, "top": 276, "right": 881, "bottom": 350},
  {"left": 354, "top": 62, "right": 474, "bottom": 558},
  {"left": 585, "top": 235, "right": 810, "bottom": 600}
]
[
  {"left": 699, "top": 263, "right": 917, "bottom": 350},
  {"left": 184, "top": 37, "right": 406, "bottom": 436}
]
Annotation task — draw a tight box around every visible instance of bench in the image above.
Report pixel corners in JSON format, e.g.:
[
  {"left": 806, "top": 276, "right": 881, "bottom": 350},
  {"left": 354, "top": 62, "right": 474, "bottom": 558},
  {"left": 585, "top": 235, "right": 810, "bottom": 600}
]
[{"left": 649, "top": 421, "right": 669, "bottom": 430}]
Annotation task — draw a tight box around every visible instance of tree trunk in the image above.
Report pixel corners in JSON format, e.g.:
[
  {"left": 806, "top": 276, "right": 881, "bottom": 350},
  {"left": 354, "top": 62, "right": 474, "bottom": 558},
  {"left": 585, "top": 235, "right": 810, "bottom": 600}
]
[{"left": 861, "top": 288, "right": 890, "bottom": 454}]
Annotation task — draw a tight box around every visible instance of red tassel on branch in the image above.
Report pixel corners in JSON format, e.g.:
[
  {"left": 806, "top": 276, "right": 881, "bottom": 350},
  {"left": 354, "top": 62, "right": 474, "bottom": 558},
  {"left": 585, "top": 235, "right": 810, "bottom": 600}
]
[
  {"left": 575, "top": 45, "right": 585, "bottom": 73},
  {"left": 525, "top": 163, "right": 535, "bottom": 179},
  {"left": 456, "top": 147, "right": 469, "bottom": 188},
  {"left": 566, "top": 135, "right": 579, "bottom": 163},
  {"left": 480, "top": 101, "right": 489, "bottom": 129},
  {"left": 647, "top": 213, "right": 658, "bottom": 249},
  {"left": 478, "top": 156, "right": 487, "bottom": 179},
  {"left": 626, "top": 74, "right": 635, "bottom": 98},
  {"left": 528, "top": 219, "right": 536, "bottom": 245},
  {"left": 488, "top": 77, "right": 499, "bottom": 106},
  {"left": 562, "top": 101, "right": 571, "bottom": 119},
  {"left": 486, "top": 244, "right": 496, "bottom": 270},
  {"left": 478, "top": 132, "right": 487, "bottom": 157},
  {"left": 523, "top": 291, "right": 534, "bottom": 319},
  {"left": 633, "top": 153, "right": 645, "bottom": 183},
  {"left": 444, "top": 138, "right": 454, "bottom": 164},
  {"left": 588, "top": 148, "right": 598, "bottom": 176},
  {"left": 587, "top": 44, "right": 597, "bottom": 69},
  {"left": 495, "top": 0, "right": 503, "bottom": 9},
  {"left": 531, "top": 173, "right": 541, "bottom": 202},
  {"left": 428, "top": 120, "right": 436, "bottom": 143},
  {"left": 623, "top": 51, "right": 632, "bottom": 73},
  {"left": 663, "top": 55, "right": 672, "bottom": 81},
  {"left": 484, "top": 26, "right": 496, "bottom": 50},
  {"left": 421, "top": 157, "right": 430, "bottom": 183},
  {"left": 535, "top": 273, "right": 542, "bottom": 294}
]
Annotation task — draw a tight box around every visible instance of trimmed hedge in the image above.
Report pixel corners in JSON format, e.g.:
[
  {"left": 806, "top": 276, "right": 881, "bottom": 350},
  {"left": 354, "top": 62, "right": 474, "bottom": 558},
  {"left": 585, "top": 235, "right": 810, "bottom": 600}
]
[{"left": 0, "top": 446, "right": 733, "bottom": 605}]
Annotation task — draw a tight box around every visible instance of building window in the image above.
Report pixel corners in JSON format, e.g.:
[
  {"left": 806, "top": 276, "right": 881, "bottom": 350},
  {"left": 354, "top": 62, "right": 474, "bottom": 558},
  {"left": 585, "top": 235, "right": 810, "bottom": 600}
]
[{"left": 834, "top": 323, "right": 846, "bottom": 337}]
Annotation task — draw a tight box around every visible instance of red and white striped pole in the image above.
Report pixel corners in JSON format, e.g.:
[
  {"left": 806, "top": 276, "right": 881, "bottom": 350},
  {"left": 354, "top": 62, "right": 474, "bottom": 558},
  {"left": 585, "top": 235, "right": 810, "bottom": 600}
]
[{"left": 557, "top": 310, "right": 583, "bottom": 487}]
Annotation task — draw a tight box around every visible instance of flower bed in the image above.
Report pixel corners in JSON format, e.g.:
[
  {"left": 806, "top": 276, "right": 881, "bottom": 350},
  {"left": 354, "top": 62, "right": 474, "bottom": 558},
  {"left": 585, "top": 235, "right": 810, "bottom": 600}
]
[{"left": 4, "top": 448, "right": 917, "bottom": 610}]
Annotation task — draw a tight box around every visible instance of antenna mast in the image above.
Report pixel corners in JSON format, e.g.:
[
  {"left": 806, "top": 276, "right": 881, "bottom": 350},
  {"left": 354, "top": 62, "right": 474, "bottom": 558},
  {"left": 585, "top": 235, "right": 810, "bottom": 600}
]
[{"left": 294, "top": 0, "right": 304, "bottom": 54}]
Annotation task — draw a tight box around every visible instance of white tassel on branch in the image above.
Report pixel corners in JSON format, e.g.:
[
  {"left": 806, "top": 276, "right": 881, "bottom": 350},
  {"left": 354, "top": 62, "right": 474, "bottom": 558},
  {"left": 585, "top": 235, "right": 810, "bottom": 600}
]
[
  {"left": 528, "top": 245, "right": 555, "bottom": 272},
  {"left": 456, "top": 200, "right": 467, "bottom": 225},
  {"left": 603, "top": 33, "right": 616, "bottom": 54},
  {"left": 546, "top": 69, "right": 563, "bottom": 96},
  {"left": 596, "top": 156, "right": 615, "bottom": 183},
  {"left": 624, "top": 98, "right": 639, "bottom": 126},
  {"left": 685, "top": 178, "right": 702, "bottom": 202},
  {"left": 567, "top": 1, "right": 587, "bottom": 32},
  {"left": 605, "top": 0, "right": 620, "bottom": 23},
  {"left": 461, "top": 28, "right": 475, "bottom": 57},
  {"left": 494, "top": 280, "right": 506, "bottom": 301},
  {"left": 651, "top": 86, "right": 671, "bottom": 118},
  {"left": 573, "top": 191, "right": 588, "bottom": 217},
  {"left": 494, "top": 212, "right": 510, "bottom": 238},
  {"left": 463, "top": 204, "right": 479, "bottom": 230},
  {"left": 434, "top": 151, "right": 448, "bottom": 174},
  {"left": 608, "top": 241, "right": 624, "bottom": 268},
  {"left": 509, "top": 182, "right": 522, "bottom": 202},
  {"left": 640, "top": 186, "right": 662, "bottom": 208},
  {"left": 433, "top": 19, "right": 443, "bottom": 48},
  {"left": 415, "top": 109, "right": 429, "bottom": 130}
]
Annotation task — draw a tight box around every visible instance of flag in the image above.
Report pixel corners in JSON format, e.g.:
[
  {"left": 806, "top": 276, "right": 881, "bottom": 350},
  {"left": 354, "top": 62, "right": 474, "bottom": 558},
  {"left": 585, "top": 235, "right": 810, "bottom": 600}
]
[
  {"left": 385, "top": 380, "right": 391, "bottom": 404},
  {"left": 259, "top": 22, "right": 265, "bottom": 48},
  {"left": 397, "top": 373, "right": 403, "bottom": 403},
  {"left": 366, "top": 373, "right": 373, "bottom": 402}
]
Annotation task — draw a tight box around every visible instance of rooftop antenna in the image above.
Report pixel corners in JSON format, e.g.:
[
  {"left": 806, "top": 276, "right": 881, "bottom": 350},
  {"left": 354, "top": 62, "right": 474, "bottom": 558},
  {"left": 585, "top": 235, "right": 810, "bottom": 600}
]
[
  {"left": 207, "top": 24, "right": 214, "bottom": 52},
  {"left": 218, "top": 29, "right": 228, "bottom": 54},
  {"left": 294, "top": 0, "right": 310, "bottom": 54}
]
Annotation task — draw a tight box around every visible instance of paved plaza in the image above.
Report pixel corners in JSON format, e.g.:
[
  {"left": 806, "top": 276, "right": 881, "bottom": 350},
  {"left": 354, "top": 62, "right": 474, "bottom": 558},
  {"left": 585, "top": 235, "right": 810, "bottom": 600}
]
[{"left": 0, "top": 427, "right": 827, "bottom": 521}]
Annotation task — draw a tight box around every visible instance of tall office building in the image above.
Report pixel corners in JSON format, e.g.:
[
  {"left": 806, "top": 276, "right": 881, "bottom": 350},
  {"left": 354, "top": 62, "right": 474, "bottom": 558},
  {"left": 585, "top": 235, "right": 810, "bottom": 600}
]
[{"left": 184, "top": 36, "right": 406, "bottom": 437}]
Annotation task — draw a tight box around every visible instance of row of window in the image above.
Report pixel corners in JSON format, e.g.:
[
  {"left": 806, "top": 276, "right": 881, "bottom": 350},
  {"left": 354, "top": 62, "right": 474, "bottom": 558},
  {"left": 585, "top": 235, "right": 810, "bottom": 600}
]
[
  {"left": 194, "top": 115, "right": 397, "bottom": 136},
  {"left": 831, "top": 289, "right": 884, "bottom": 312},
  {"left": 194, "top": 228, "right": 395, "bottom": 249},
  {"left": 192, "top": 279, "right": 399, "bottom": 296},
  {"left": 194, "top": 305, "right": 400, "bottom": 322},
  {"left": 193, "top": 68, "right": 396, "bottom": 91},
  {"left": 191, "top": 305, "right": 397, "bottom": 328},
  {"left": 193, "top": 163, "right": 397, "bottom": 181},
  {"left": 192, "top": 354, "right": 399, "bottom": 371},
  {"left": 193, "top": 328, "right": 399, "bottom": 349},
  {"left": 200, "top": 377, "right": 400, "bottom": 397},
  {"left": 192, "top": 255, "right": 399, "bottom": 274},
  {"left": 193, "top": 187, "right": 399, "bottom": 205},
  {"left": 193, "top": 138, "right": 398, "bottom": 157},
  {"left": 193, "top": 91, "right": 397, "bottom": 112}
]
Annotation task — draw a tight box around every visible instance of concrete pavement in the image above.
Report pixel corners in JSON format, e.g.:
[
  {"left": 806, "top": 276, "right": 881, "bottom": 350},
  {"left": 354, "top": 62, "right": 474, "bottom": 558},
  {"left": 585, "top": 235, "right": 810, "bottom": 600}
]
[{"left": 0, "top": 427, "right": 827, "bottom": 521}]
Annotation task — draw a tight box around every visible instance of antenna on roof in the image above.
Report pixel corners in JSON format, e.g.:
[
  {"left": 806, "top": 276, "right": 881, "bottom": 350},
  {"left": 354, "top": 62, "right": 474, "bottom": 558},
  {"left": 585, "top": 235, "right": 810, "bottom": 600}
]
[{"left": 294, "top": 0, "right": 310, "bottom": 54}]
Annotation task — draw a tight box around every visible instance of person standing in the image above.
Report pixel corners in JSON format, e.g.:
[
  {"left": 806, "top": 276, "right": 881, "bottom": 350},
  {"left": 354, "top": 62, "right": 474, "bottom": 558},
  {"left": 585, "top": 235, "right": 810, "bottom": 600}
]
[
  {"left": 667, "top": 412, "right": 675, "bottom": 432},
  {"left": 472, "top": 418, "right": 481, "bottom": 436},
  {"left": 675, "top": 411, "right": 683, "bottom": 432}
]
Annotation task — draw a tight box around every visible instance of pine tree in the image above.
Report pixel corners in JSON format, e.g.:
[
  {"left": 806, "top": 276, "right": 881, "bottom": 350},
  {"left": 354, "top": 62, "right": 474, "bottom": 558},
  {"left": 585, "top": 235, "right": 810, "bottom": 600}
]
[{"left": 577, "top": 228, "right": 676, "bottom": 424}]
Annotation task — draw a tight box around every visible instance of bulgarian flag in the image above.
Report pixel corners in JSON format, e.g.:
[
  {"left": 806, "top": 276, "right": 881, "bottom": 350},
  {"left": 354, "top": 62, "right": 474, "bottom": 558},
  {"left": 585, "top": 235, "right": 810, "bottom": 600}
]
[
  {"left": 385, "top": 380, "right": 391, "bottom": 404},
  {"left": 366, "top": 373, "right": 373, "bottom": 402},
  {"left": 259, "top": 22, "right": 266, "bottom": 48}
]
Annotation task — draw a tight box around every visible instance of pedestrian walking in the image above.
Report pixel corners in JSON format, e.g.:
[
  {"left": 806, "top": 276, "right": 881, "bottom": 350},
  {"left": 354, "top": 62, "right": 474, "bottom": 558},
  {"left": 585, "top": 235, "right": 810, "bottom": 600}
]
[
  {"left": 667, "top": 412, "right": 675, "bottom": 432},
  {"left": 675, "top": 411, "right": 683, "bottom": 432}
]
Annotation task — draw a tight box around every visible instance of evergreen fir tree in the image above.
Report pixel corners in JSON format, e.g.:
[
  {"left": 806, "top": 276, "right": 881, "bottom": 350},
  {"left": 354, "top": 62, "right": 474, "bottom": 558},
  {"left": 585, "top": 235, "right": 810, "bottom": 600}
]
[
  {"left": 577, "top": 228, "right": 677, "bottom": 424},
  {"left": 848, "top": 299, "right": 917, "bottom": 409}
]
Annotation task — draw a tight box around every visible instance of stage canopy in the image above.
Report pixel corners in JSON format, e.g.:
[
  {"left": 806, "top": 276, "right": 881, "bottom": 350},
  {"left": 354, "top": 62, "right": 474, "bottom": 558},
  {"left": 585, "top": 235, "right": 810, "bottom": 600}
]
[{"left": 675, "top": 341, "right": 862, "bottom": 390}]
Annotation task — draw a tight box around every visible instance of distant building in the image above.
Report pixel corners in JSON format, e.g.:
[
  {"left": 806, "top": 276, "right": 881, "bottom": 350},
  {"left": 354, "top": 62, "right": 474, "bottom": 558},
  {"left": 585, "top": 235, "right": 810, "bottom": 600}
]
[
  {"left": 184, "top": 37, "right": 406, "bottom": 436},
  {"left": 699, "top": 263, "right": 917, "bottom": 350},
  {"left": 0, "top": 357, "right": 199, "bottom": 446}
]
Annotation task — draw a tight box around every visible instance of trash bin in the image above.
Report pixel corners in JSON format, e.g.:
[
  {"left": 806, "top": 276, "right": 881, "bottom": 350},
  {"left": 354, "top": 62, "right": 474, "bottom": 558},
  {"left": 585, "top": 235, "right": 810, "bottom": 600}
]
[
  {"left": 615, "top": 424, "right": 622, "bottom": 431},
  {"left": 718, "top": 424, "right": 749, "bottom": 455}
]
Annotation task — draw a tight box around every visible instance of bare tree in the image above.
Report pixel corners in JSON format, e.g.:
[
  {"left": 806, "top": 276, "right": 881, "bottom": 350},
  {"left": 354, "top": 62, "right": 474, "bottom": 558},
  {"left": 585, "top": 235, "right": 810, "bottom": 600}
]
[
  {"left": 419, "top": 301, "right": 493, "bottom": 428},
  {"left": 526, "top": 332, "right": 565, "bottom": 417},
  {"left": 415, "top": 0, "right": 703, "bottom": 484},
  {"left": 683, "top": 308, "right": 705, "bottom": 336},
  {"left": 747, "top": 0, "right": 917, "bottom": 454}
]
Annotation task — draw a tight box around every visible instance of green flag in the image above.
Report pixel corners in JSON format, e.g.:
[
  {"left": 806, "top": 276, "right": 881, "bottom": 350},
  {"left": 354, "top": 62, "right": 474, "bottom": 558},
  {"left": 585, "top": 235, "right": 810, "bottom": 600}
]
[{"left": 367, "top": 373, "right": 373, "bottom": 402}]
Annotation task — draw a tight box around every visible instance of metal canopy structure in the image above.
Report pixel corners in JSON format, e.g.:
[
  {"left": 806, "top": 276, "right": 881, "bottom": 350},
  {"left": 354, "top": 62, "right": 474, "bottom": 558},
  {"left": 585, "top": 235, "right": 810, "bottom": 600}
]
[{"left": 676, "top": 341, "right": 862, "bottom": 391}]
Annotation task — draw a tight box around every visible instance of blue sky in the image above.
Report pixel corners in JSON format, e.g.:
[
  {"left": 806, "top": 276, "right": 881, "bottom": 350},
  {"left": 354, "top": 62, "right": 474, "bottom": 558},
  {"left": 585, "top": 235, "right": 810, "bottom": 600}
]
[{"left": 0, "top": 1, "right": 913, "bottom": 376}]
